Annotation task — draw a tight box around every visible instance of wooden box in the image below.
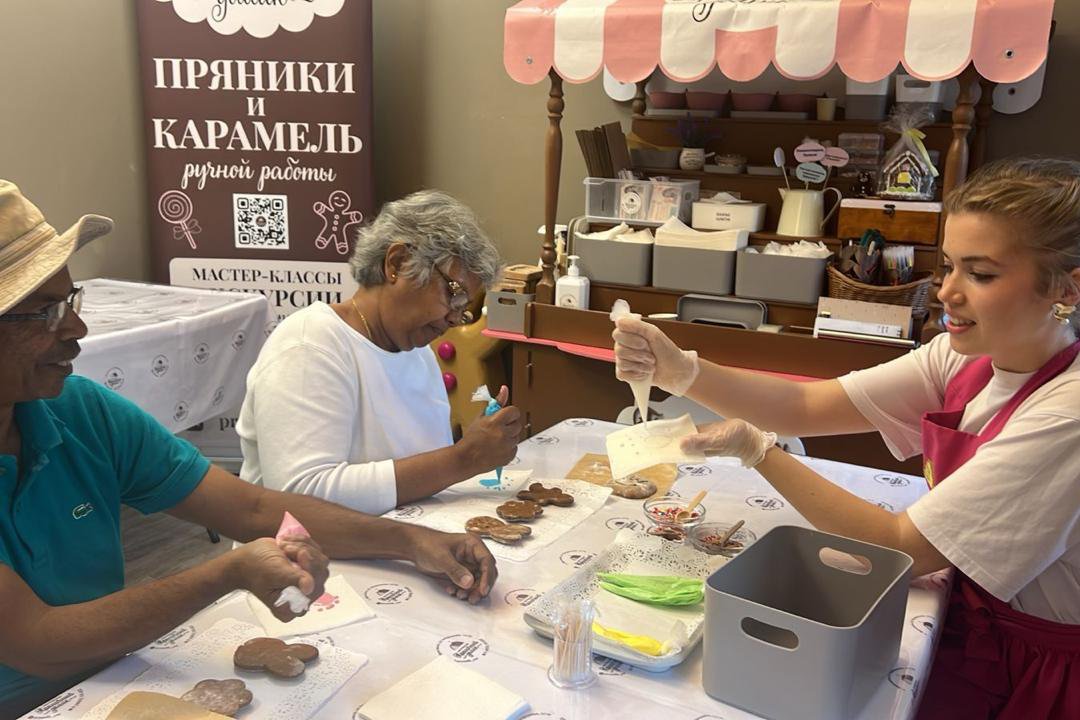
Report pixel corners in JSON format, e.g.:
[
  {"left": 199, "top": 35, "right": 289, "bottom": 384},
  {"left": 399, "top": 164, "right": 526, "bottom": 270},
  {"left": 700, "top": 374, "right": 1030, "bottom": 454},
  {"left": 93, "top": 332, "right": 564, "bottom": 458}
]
[{"left": 837, "top": 199, "right": 941, "bottom": 246}]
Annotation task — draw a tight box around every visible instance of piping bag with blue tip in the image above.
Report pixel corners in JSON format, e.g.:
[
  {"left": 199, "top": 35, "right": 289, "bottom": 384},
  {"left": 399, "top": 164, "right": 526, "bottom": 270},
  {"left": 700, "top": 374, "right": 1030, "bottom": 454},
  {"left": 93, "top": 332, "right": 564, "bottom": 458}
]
[
  {"left": 610, "top": 299, "right": 652, "bottom": 428},
  {"left": 472, "top": 384, "right": 504, "bottom": 487}
]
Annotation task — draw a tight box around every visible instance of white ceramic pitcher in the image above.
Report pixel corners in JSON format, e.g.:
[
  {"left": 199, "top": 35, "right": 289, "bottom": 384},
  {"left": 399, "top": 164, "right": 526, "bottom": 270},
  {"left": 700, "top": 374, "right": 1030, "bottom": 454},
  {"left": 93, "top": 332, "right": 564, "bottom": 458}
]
[{"left": 776, "top": 187, "right": 842, "bottom": 237}]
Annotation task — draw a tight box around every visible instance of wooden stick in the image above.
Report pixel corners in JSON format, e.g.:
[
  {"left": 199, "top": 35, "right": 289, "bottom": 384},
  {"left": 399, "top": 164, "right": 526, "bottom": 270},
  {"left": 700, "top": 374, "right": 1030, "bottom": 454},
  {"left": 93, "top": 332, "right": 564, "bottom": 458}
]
[{"left": 717, "top": 519, "right": 745, "bottom": 548}]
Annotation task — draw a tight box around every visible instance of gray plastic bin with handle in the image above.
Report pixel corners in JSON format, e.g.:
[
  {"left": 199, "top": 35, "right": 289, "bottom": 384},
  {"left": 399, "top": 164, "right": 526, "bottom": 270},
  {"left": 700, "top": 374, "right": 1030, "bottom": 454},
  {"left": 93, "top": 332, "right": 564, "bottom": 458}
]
[{"left": 703, "top": 525, "right": 913, "bottom": 720}]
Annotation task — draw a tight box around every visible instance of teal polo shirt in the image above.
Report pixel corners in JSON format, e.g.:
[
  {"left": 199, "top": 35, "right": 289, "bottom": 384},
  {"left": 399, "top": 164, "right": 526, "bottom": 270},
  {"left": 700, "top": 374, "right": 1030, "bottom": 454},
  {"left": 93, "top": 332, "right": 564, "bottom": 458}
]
[{"left": 0, "top": 375, "right": 210, "bottom": 708}]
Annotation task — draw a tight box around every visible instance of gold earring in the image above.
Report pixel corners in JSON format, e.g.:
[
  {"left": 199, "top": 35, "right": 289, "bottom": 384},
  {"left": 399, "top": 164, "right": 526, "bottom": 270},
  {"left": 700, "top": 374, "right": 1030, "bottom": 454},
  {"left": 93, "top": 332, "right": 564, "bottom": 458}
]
[{"left": 1052, "top": 302, "right": 1075, "bottom": 325}]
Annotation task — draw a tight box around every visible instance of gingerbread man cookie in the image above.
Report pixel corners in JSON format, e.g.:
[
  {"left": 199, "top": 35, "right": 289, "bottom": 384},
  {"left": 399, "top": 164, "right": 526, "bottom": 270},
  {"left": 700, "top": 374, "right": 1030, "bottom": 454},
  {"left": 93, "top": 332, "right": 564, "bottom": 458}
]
[
  {"left": 233, "top": 637, "right": 319, "bottom": 678},
  {"left": 181, "top": 679, "right": 253, "bottom": 717},
  {"left": 465, "top": 516, "right": 532, "bottom": 544},
  {"left": 496, "top": 499, "right": 543, "bottom": 522},
  {"left": 611, "top": 475, "right": 657, "bottom": 500},
  {"left": 516, "top": 483, "right": 574, "bottom": 507}
]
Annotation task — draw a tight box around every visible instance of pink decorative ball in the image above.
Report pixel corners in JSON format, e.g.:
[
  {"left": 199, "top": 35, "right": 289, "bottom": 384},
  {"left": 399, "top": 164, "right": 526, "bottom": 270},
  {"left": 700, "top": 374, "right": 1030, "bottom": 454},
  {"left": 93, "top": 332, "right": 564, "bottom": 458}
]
[
  {"left": 442, "top": 372, "right": 457, "bottom": 392},
  {"left": 437, "top": 341, "right": 456, "bottom": 361}
]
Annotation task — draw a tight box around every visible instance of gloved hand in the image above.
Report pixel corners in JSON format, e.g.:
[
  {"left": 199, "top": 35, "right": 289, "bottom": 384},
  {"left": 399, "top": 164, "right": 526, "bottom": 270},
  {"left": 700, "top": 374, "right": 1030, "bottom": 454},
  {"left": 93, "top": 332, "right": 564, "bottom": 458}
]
[
  {"left": 612, "top": 316, "right": 700, "bottom": 396},
  {"left": 681, "top": 419, "right": 778, "bottom": 468}
]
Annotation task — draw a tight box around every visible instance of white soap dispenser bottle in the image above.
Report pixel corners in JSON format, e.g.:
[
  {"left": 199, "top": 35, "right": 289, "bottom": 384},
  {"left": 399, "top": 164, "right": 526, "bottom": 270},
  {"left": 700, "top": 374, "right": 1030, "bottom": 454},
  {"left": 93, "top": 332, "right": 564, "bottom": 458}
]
[{"left": 555, "top": 255, "right": 590, "bottom": 309}]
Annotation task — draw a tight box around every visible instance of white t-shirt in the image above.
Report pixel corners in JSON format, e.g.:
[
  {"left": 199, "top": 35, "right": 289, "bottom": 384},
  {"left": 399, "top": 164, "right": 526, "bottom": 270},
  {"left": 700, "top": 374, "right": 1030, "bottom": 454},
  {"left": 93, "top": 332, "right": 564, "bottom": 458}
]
[
  {"left": 839, "top": 333, "right": 1080, "bottom": 624},
  {"left": 237, "top": 302, "right": 452, "bottom": 515}
]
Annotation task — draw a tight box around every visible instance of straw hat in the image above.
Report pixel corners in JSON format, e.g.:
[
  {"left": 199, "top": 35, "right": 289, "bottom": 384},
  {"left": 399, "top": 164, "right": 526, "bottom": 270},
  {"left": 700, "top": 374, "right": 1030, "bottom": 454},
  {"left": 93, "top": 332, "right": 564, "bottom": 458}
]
[{"left": 0, "top": 180, "right": 113, "bottom": 315}]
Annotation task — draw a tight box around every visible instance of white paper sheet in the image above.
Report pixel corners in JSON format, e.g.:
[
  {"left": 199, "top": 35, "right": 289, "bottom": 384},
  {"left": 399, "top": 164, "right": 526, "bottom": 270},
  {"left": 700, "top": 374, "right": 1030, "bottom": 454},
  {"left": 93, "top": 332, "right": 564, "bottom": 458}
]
[
  {"left": 80, "top": 619, "right": 367, "bottom": 720},
  {"left": 605, "top": 415, "right": 706, "bottom": 480},
  {"left": 354, "top": 656, "right": 529, "bottom": 720},
  {"left": 248, "top": 575, "right": 376, "bottom": 638}
]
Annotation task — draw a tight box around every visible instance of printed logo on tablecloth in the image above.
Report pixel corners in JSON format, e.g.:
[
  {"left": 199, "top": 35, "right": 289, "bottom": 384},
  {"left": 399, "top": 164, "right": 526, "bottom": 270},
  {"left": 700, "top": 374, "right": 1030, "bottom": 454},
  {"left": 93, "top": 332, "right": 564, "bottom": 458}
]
[
  {"left": 364, "top": 583, "right": 413, "bottom": 605},
  {"left": 606, "top": 517, "right": 645, "bottom": 532},
  {"left": 26, "top": 688, "right": 84, "bottom": 718},
  {"left": 388, "top": 505, "right": 423, "bottom": 520},
  {"left": 888, "top": 667, "right": 918, "bottom": 692},
  {"left": 150, "top": 624, "right": 197, "bottom": 649},
  {"left": 104, "top": 366, "right": 125, "bottom": 390},
  {"left": 678, "top": 463, "right": 713, "bottom": 477},
  {"left": 875, "top": 473, "right": 911, "bottom": 487},
  {"left": 594, "top": 656, "right": 630, "bottom": 676},
  {"left": 151, "top": 354, "right": 170, "bottom": 377},
  {"left": 307, "top": 634, "right": 337, "bottom": 650},
  {"left": 193, "top": 342, "right": 211, "bottom": 364},
  {"left": 692, "top": 716, "right": 727, "bottom": 720},
  {"left": 174, "top": 401, "right": 190, "bottom": 423},
  {"left": 559, "top": 550, "right": 596, "bottom": 569},
  {"left": 565, "top": 418, "right": 594, "bottom": 427},
  {"left": 873, "top": 500, "right": 895, "bottom": 511},
  {"left": 503, "top": 588, "right": 541, "bottom": 607},
  {"left": 746, "top": 495, "right": 785, "bottom": 511},
  {"left": 231, "top": 330, "right": 246, "bottom": 350},
  {"left": 911, "top": 615, "right": 936, "bottom": 636},
  {"left": 436, "top": 634, "right": 489, "bottom": 663},
  {"left": 212, "top": 386, "right": 226, "bottom": 406},
  {"left": 530, "top": 435, "right": 559, "bottom": 445}
]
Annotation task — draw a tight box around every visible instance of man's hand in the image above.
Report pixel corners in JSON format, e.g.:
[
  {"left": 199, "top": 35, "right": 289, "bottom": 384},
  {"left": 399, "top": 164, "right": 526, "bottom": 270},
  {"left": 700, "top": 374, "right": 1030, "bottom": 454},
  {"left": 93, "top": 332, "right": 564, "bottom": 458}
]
[
  {"left": 230, "top": 536, "right": 330, "bottom": 621},
  {"left": 458, "top": 385, "right": 522, "bottom": 475},
  {"left": 406, "top": 527, "right": 497, "bottom": 604}
]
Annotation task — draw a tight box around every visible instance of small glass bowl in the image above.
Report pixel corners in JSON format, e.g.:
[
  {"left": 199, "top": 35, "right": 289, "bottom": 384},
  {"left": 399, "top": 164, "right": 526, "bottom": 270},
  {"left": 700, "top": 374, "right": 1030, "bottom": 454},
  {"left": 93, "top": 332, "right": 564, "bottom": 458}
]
[
  {"left": 689, "top": 522, "right": 751, "bottom": 557},
  {"left": 642, "top": 495, "right": 707, "bottom": 533}
]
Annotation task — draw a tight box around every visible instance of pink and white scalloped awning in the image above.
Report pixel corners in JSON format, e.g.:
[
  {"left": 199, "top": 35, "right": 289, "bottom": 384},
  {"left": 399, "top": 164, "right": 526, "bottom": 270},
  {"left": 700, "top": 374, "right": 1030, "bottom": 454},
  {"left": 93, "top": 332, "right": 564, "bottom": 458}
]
[{"left": 504, "top": 0, "right": 1054, "bottom": 86}]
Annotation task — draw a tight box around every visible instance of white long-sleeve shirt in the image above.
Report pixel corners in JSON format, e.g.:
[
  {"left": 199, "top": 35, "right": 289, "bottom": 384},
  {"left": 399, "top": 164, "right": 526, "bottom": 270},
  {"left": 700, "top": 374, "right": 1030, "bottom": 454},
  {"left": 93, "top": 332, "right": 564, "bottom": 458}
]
[{"left": 237, "top": 302, "right": 452, "bottom": 514}]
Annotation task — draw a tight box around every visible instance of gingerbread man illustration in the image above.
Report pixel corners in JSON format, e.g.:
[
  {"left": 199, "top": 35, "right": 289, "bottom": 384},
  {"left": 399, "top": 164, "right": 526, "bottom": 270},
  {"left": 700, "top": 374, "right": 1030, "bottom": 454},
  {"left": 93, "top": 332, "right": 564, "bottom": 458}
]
[{"left": 313, "top": 190, "right": 363, "bottom": 255}]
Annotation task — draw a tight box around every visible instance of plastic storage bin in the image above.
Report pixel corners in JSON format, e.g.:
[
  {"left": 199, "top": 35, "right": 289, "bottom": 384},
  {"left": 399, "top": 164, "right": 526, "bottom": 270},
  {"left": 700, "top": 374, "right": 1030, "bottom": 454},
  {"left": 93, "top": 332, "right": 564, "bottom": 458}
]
[
  {"left": 653, "top": 245, "right": 735, "bottom": 294},
  {"left": 485, "top": 291, "right": 534, "bottom": 334},
  {"left": 845, "top": 76, "right": 891, "bottom": 121},
  {"left": 734, "top": 250, "right": 829, "bottom": 305},
  {"left": 703, "top": 526, "right": 913, "bottom": 720},
  {"left": 895, "top": 73, "right": 944, "bottom": 122},
  {"left": 584, "top": 177, "right": 700, "bottom": 226},
  {"left": 568, "top": 217, "right": 652, "bottom": 286}
]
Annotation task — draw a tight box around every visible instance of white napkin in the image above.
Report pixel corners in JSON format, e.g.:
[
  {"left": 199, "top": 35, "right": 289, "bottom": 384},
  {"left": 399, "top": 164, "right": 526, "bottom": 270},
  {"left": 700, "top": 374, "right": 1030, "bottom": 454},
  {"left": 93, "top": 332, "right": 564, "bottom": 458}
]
[
  {"left": 575, "top": 222, "right": 631, "bottom": 240},
  {"left": 605, "top": 414, "right": 706, "bottom": 479},
  {"left": 355, "top": 656, "right": 529, "bottom": 720},
  {"left": 748, "top": 240, "right": 831, "bottom": 258},
  {"left": 248, "top": 575, "right": 375, "bottom": 638},
  {"left": 654, "top": 217, "right": 749, "bottom": 250},
  {"left": 611, "top": 228, "right": 654, "bottom": 244},
  {"left": 593, "top": 589, "right": 691, "bottom": 657}
]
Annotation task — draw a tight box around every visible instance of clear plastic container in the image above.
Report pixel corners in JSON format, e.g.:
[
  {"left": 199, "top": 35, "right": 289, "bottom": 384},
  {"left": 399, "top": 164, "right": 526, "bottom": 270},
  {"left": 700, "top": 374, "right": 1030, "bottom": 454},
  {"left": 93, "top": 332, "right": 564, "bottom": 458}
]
[
  {"left": 584, "top": 177, "right": 700, "bottom": 226},
  {"left": 642, "top": 494, "right": 707, "bottom": 534},
  {"left": 548, "top": 596, "right": 597, "bottom": 689}
]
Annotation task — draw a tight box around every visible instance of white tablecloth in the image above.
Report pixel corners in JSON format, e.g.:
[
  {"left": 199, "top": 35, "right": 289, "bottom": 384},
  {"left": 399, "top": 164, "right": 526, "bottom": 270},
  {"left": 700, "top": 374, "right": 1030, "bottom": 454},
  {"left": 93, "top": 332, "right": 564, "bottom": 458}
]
[
  {"left": 24, "top": 419, "right": 948, "bottom": 720},
  {"left": 71, "top": 279, "right": 272, "bottom": 433}
]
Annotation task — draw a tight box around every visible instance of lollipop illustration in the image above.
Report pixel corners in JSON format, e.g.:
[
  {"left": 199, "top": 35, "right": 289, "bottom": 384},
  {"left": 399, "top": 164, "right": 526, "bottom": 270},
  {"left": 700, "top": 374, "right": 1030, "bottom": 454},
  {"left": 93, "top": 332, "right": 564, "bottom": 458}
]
[{"left": 158, "top": 190, "right": 201, "bottom": 250}]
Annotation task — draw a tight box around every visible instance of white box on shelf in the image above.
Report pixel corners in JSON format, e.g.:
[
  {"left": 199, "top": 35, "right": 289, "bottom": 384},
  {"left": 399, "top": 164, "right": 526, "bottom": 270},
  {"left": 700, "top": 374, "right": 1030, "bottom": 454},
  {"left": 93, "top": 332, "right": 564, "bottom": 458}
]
[
  {"left": 692, "top": 201, "right": 766, "bottom": 232},
  {"left": 895, "top": 73, "right": 944, "bottom": 104}
]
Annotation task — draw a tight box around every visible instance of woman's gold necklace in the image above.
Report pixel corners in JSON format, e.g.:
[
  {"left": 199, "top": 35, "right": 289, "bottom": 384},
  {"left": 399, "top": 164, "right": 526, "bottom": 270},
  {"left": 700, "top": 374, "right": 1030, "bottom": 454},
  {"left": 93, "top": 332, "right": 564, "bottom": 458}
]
[{"left": 349, "top": 297, "right": 373, "bottom": 338}]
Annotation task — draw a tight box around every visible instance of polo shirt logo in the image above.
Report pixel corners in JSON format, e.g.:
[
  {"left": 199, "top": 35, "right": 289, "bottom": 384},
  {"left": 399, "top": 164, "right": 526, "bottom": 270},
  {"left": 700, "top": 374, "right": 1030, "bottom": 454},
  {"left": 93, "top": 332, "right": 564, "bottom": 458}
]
[{"left": 72, "top": 502, "right": 94, "bottom": 520}]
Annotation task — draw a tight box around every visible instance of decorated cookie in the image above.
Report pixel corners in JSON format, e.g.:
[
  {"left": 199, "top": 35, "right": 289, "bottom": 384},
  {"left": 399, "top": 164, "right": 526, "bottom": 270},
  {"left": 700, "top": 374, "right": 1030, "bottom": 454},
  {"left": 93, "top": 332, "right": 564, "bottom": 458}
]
[
  {"left": 647, "top": 525, "right": 686, "bottom": 542},
  {"left": 233, "top": 637, "right": 319, "bottom": 678},
  {"left": 181, "top": 679, "right": 253, "bottom": 717},
  {"left": 516, "top": 483, "right": 574, "bottom": 507},
  {"left": 496, "top": 499, "right": 543, "bottom": 522},
  {"left": 610, "top": 475, "right": 657, "bottom": 499},
  {"left": 465, "top": 516, "right": 533, "bottom": 544}
]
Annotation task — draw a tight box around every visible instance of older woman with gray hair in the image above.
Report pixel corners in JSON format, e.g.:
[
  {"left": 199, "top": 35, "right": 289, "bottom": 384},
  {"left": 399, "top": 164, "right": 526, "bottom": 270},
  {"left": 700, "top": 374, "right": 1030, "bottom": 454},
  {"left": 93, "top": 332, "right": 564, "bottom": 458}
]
[{"left": 237, "top": 190, "right": 522, "bottom": 514}]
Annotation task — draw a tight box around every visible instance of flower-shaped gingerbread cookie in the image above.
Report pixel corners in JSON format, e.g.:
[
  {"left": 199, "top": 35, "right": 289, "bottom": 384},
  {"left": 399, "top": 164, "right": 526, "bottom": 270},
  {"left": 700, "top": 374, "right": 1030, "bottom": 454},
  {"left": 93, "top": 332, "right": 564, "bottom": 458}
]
[
  {"left": 233, "top": 637, "right": 319, "bottom": 678},
  {"left": 496, "top": 499, "right": 543, "bottom": 521},
  {"left": 181, "top": 679, "right": 253, "bottom": 717},
  {"left": 465, "top": 516, "right": 533, "bottom": 544},
  {"left": 516, "top": 483, "right": 574, "bottom": 506}
]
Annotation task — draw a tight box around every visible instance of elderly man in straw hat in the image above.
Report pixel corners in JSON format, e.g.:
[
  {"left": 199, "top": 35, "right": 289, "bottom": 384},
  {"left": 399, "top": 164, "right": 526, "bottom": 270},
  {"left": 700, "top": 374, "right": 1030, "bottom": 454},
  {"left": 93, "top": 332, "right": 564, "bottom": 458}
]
[{"left": 0, "top": 181, "right": 499, "bottom": 715}]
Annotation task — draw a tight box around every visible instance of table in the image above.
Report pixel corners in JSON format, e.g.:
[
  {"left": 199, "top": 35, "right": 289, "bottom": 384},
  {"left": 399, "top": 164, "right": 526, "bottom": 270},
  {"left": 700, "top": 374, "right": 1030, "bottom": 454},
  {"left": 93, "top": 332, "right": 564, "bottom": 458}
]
[
  {"left": 23, "top": 419, "right": 948, "bottom": 720},
  {"left": 71, "top": 279, "right": 273, "bottom": 433}
]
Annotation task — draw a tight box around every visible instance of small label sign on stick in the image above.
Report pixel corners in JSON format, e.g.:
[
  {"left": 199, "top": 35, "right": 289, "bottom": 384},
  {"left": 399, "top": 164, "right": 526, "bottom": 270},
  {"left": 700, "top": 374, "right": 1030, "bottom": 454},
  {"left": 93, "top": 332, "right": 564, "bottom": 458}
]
[
  {"left": 793, "top": 142, "right": 826, "bottom": 163},
  {"left": 795, "top": 162, "right": 828, "bottom": 184},
  {"left": 822, "top": 147, "right": 850, "bottom": 168}
]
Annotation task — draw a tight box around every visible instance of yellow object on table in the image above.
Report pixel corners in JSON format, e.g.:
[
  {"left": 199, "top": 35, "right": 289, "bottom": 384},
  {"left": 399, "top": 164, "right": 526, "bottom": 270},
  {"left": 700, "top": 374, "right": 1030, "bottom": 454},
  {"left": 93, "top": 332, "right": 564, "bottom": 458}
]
[{"left": 592, "top": 621, "right": 670, "bottom": 657}]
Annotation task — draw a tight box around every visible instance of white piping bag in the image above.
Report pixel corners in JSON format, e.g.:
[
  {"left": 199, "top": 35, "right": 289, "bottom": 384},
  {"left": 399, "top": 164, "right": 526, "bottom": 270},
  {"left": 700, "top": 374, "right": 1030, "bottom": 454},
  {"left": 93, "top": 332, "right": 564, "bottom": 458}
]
[{"left": 610, "top": 299, "right": 652, "bottom": 427}]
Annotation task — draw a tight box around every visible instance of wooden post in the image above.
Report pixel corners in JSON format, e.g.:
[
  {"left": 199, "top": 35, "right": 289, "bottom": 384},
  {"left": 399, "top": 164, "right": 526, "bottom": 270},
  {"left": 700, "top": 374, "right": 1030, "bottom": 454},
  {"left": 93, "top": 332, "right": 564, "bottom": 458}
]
[
  {"left": 632, "top": 78, "right": 648, "bottom": 118},
  {"left": 972, "top": 77, "right": 997, "bottom": 171},
  {"left": 538, "top": 69, "right": 564, "bottom": 305},
  {"left": 923, "top": 66, "right": 981, "bottom": 343}
]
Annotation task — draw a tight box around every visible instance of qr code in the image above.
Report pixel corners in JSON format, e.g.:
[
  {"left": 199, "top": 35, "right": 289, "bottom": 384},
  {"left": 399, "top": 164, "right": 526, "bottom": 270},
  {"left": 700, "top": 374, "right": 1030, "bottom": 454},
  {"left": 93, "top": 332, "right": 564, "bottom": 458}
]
[{"left": 233, "top": 193, "right": 289, "bottom": 250}]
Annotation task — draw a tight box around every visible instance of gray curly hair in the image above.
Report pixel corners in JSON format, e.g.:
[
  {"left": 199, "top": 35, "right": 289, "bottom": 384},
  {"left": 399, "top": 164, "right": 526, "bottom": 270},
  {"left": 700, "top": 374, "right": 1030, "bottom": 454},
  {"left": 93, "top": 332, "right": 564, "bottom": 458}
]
[{"left": 348, "top": 190, "right": 501, "bottom": 289}]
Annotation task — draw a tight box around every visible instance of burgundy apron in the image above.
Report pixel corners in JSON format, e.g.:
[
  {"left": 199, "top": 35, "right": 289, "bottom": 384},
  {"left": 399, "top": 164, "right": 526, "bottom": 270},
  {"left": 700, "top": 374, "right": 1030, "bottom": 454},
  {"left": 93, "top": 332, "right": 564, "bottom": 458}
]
[{"left": 917, "top": 341, "right": 1080, "bottom": 719}]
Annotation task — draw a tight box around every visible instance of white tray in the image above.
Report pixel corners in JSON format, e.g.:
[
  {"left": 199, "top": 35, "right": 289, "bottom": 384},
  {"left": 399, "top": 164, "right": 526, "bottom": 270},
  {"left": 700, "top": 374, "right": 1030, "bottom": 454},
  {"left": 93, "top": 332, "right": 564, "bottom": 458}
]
[{"left": 523, "top": 532, "right": 725, "bottom": 671}]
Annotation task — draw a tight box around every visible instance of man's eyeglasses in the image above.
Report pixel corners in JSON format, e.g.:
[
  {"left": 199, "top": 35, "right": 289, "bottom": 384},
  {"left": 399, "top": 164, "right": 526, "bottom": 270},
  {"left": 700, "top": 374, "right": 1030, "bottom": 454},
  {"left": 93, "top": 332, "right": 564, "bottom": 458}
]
[
  {"left": 0, "top": 286, "right": 84, "bottom": 332},
  {"left": 433, "top": 266, "right": 474, "bottom": 324}
]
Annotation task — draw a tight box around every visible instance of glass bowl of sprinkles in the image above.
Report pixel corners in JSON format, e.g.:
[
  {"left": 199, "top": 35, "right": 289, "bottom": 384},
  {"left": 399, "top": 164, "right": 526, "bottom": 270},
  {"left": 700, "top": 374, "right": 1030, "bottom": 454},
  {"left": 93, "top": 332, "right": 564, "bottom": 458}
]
[
  {"left": 689, "top": 521, "right": 753, "bottom": 557},
  {"left": 642, "top": 494, "right": 707, "bottom": 534}
]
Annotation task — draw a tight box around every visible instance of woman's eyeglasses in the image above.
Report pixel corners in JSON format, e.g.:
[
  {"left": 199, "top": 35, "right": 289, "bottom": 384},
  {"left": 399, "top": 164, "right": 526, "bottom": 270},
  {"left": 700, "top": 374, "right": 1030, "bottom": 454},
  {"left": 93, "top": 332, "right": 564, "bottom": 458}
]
[
  {"left": 433, "top": 266, "right": 474, "bottom": 324},
  {"left": 0, "top": 286, "right": 84, "bottom": 332}
]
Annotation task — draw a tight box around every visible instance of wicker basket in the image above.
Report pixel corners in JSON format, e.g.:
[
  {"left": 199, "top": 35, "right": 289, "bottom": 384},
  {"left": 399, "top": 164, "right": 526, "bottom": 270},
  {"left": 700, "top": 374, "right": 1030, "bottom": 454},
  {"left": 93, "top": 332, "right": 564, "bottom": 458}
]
[{"left": 826, "top": 265, "right": 933, "bottom": 315}]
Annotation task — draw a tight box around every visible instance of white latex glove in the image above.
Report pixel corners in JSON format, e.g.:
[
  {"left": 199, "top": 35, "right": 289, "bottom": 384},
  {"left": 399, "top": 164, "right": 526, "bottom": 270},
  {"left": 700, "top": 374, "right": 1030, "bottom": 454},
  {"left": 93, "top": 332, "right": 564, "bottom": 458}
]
[
  {"left": 612, "top": 315, "right": 700, "bottom": 397},
  {"left": 681, "top": 419, "right": 778, "bottom": 468}
]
